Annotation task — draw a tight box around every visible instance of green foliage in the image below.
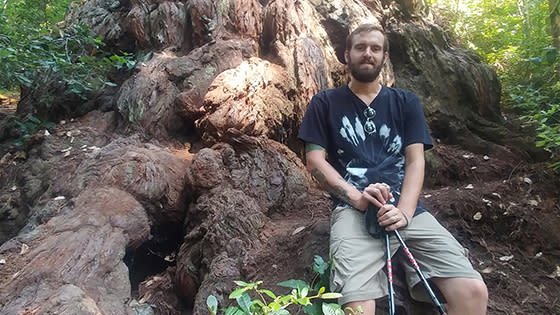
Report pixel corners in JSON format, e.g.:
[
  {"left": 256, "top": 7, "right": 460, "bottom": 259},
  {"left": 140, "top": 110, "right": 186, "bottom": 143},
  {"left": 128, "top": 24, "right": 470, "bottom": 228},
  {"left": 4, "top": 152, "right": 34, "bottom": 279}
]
[
  {"left": 430, "top": 0, "right": 560, "bottom": 168},
  {"left": 0, "top": 22, "right": 133, "bottom": 103},
  {"left": 1, "top": 114, "right": 55, "bottom": 146},
  {"left": 0, "top": 0, "right": 135, "bottom": 107},
  {"left": 206, "top": 255, "right": 364, "bottom": 315}
]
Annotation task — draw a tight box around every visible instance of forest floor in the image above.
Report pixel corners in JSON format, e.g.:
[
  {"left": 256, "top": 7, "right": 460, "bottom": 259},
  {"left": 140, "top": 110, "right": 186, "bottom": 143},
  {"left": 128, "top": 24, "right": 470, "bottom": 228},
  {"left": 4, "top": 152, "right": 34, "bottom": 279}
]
[{"left": 1, "top": 96, "right": 559, "bottom": 314}]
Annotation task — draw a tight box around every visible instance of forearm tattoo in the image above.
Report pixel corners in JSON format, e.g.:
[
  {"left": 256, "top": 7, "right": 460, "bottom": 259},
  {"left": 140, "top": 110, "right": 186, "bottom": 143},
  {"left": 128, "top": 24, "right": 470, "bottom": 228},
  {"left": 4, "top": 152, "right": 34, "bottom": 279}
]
[
  {"left": 310, "top": 168, "right": 351, "bottom": 204},
  {"left": 305, "top": 143, "right": 325, "bottom": 152}
]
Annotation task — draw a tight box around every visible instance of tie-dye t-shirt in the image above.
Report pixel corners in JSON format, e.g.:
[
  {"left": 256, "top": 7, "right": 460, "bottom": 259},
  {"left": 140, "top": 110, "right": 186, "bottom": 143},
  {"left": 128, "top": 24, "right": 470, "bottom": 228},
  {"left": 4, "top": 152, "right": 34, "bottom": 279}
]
[{"left": 298, "top": 85, "right": 433, "bottom": 215}]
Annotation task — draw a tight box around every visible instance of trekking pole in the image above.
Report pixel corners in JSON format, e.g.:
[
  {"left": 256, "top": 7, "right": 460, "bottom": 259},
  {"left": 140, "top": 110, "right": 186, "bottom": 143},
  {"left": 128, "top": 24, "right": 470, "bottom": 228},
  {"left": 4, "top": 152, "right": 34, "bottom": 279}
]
[
  {"left": 393, "top": 230, "right": 447, "bottom": 315},
  {"left": 385, "top": 232, "right": 396, "bottom": 315}
]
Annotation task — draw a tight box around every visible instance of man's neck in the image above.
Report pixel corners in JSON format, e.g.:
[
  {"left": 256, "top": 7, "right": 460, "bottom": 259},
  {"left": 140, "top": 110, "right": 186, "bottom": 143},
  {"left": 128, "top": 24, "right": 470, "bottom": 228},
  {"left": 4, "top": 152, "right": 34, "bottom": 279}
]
[{"left": 348, "top": 79, "right": 382, "bottom": 105}]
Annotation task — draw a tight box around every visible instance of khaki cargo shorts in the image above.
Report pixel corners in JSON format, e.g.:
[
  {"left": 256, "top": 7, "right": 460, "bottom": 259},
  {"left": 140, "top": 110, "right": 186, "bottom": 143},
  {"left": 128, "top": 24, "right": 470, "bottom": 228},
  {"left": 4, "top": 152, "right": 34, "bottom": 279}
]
[{"left": 329, "top": 206, "right": 482, "bottom": 305}]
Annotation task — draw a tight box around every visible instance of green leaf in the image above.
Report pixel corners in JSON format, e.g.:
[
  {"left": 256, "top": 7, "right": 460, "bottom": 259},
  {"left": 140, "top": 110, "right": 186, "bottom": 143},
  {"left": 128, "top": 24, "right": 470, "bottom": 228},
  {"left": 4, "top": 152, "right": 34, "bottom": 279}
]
[
  {"left": 206, "top": 295, "right": 218, "bottom": 315},
  {"left": 295, "top": 297, "right": 311, "bottom": 306},
  {"left": 319, "top": 293, "right": 343, "bottom": 300},
  {"left": 258, "top": 289, "right": 277, "bottom": 299},
  {"left": 313, "top": 255, "right": 329, "bottom": 275},
  {"left": 529, "top": 57, "right": 542, "bottom": 64},
  {"left": 27, "top": 115, "right": 41, "bottom": 124},
  {"left": 233, "top": 280, "right": 249, "bottom": 287},
  {"left": 269, "top": 310, "right": 290, "bottom": 315},
  {"left": 277, "top": 279, "right": 309, "bottom": 290},
  {"left": 322, "top": 303, "right": 344, "bottom": 315},
  {"left": 229, "top": 288, "right": 249, "bottom": 299},
  {"left": 236, "top": 293, "right": 252, "bottom": 314},
  {"left": 302, "top": 302, "right": 322, "bottom": 315},
  {"left": 268, "top": 301, "right": 282, "bottom": 311},
  {"left": 224, "top": 306, "right": 246, "bottom": 315},
  {"left": 301, "top": 286, "right": 309, "bottom": 298}
]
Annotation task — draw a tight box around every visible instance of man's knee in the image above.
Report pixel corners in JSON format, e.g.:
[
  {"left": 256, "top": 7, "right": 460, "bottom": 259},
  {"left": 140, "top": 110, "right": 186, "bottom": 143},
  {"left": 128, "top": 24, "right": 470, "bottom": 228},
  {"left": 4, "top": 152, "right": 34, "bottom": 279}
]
[
  {"left": 434, "top": 277, "right": 488, "bottom": 304},
  {"left": 465, "top": 279, "right": 488, "bottom": 303}
]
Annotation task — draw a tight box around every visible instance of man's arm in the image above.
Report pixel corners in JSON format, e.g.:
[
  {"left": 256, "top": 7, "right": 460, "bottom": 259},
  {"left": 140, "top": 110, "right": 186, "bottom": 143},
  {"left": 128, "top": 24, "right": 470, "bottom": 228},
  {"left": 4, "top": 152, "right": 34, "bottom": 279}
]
[
  {"left": 305, "top": 143, "right": 390, "bottom": 211},
  {"left": 397, "top": 143, "right": 425, "bottom": 222},
  {"left": 376, "top": 142, "right": 425, "bottom": 230}
]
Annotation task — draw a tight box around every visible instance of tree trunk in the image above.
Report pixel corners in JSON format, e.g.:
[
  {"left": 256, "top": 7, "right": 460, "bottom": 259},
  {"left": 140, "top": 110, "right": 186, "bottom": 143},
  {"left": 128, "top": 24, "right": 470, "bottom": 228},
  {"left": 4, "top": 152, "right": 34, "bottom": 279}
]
[{"left": 550, "top": 0, "right": 560, "bottom": 47}]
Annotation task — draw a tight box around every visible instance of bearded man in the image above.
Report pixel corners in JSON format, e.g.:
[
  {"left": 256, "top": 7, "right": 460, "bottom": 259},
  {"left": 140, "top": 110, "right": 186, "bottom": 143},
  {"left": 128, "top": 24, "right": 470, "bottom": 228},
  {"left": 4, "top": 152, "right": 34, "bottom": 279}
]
[{"left": 297, "top": 24, "right": 488, "bottom": 314}]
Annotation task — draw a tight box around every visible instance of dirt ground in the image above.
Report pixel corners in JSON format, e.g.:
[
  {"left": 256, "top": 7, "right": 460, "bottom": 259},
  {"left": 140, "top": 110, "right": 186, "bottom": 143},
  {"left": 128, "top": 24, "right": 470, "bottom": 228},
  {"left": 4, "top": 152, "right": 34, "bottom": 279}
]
[{"left": 249, "top": 144, "right": 560, "bottom": 315}]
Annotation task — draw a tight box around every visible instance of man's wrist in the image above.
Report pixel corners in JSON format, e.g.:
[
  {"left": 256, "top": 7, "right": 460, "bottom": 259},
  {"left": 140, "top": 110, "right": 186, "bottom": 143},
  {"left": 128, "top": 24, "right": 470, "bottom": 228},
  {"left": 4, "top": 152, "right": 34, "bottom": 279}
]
[
  {"left": 397, "top": 207, "right": 414, "bottom": 226},
  {"left": 403, "top": 214, "right": 410, "bottom": 227}
]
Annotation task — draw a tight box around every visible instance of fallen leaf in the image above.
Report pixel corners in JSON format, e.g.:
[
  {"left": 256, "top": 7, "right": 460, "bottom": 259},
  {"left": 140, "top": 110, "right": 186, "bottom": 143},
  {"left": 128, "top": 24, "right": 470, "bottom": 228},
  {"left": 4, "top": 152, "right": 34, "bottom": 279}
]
[
  {"left": 499, "top": 255, "right": 514, "bottom": 262},
  {"left": 0, "top": 258, "right": 6, "bottom": 264},
  {"left": 480, "top": 266, "right": 494, "bottom": 274},
  {"left": 164, "top": 254, "right": 175, "bottom": 262},
  {"left": 54, "top": 196, "right": 66, "bottom": 201},
  {"left": 44, "top": 130, "right": 50, "bottom": 136},
  {"left": 20, "top": 244, "right": 29, "bottom": 255},
  {"left": 523, "top": 177, "right": 533, "bottom": 185},
  {"left": 12, "top": 271, "right": 21, "bottom": 279},
  {"left": 10, "top": 186, "right": 16, "bottom": 191},
  {"left": 471, "top": 166, "right": 477, "bottom": 170},
  {"left": 423, "top": 194, "right": 432, "bottom": 198},
  {"left": 528, "top": 200, "right": 538, "bottom": 206},
  {"left": 491, "top": 192, "right": 502, "bottom": 199},
  {"left": 465, "top": 184, "right": 474, "bottom": 189},
  {"left": 483, "top": 155, "right": 490, "bottom": 160},
  {"left": 473, "top": 212, "right": 482, "bottom": 220},
  {"left": 535, "top": 252, "right": 543, "bottom": 258},
  {"left": 292, "top": 226, "right": 306, "bottom": 235},
  {"left": 14, "top": 151, "right": 26, "bottom": 160},
  {"left": 462, "top": 154, "right": 473, "bottom": 159},
  {"left": 547, "top": 266, "right": 560, "bottom": 279}
]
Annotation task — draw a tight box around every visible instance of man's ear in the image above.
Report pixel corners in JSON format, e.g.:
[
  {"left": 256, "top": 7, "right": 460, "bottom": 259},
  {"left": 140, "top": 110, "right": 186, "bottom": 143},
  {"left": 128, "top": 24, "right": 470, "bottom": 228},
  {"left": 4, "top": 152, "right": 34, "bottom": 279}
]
[{"left": 344, "top": 50, "right": 349, "bottom": 64}]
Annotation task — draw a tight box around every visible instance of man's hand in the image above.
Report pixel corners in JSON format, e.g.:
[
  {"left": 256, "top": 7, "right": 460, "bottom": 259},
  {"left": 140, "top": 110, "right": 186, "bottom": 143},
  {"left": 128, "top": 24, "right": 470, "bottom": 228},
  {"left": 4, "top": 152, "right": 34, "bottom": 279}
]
[
  {"left": 353, "top": 182, "right": 393, "bottom": 211},
  {"left": 377, "top": 204, "right": 409, "bottom": 231}
]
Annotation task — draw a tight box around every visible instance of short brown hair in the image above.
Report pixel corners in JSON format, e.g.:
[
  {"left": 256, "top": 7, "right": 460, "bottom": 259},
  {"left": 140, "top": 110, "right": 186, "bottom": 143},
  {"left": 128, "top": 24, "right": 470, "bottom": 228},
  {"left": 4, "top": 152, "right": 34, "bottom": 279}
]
[{"left": 345, "top": 24, "right": 389, "bottom": 53}]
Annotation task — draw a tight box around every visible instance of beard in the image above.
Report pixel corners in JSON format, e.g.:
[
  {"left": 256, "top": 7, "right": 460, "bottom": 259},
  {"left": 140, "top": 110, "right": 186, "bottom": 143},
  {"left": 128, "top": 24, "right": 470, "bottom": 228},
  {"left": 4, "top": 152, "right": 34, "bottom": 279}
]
[{"left": 347, "top": 56, "right": 385, "bottom": 83}]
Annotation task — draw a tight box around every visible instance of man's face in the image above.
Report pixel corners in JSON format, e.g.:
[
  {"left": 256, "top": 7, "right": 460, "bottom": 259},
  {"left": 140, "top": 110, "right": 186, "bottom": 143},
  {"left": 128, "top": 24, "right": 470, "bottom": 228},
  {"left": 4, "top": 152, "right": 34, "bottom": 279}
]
[{"left": 345, "top": 30, "right": 388, "bottom": 83}]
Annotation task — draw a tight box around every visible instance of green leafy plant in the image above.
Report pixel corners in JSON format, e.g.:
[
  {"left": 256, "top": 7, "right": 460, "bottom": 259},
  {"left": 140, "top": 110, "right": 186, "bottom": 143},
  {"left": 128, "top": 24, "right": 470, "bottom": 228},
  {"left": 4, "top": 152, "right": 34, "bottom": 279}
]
[
  {"left": 206, "top": 255, "right": 364, "bottom": 315},
  {"left": 0, "top": 23, "right": 133, "bottom": 101},
  {"left": 207, "top": 280, "right": 343, "bottom": 315},
  {"left": 0, "top": 0, "right": 136, "bottom": 110}
]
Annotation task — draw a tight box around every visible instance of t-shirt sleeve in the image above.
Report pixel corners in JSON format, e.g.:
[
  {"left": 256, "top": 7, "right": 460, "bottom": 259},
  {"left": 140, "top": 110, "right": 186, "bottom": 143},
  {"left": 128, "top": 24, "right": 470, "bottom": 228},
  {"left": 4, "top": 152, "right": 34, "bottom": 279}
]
[
  {"left": 402, "top": 92, "right": 433, "bottom": 150},
  {"left": 298, "top": 93, "right": 330, "bottom": 150}
]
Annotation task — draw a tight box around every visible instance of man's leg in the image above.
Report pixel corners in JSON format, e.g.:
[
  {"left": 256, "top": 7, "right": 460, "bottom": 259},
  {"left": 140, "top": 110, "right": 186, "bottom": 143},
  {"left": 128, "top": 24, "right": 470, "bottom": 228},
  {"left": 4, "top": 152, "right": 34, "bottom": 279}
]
[
  {"left": 343, "top": 300, "right": 375, "bottom": 315},
  {"left": 432, "top": 277, "right": 488, "bottom": 315},
  {"left": 330, "top": 207, "right": 399, "bottom": 313},
  {"left": 399, "top": 212, "right": 487, "bottom": 314}
]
